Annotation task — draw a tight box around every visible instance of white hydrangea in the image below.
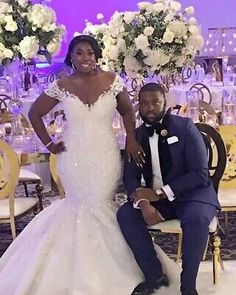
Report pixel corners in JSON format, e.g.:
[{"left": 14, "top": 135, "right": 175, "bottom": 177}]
[
  {"left": 134, "top": 34, "right": 149, "bottom": 53},
  {"left": 186, "top": 35, "right": 204, "bottom": 50},
  {"left": 168, "top": 20, "right": 187, "bottom": 38},
  {"left": 123, "top": 55, "right": 142, "bottom": 78},
  {"left": 144, "top": 49, "right": 170, "bottom": 69},
  {"left": 27, "top": 4, "right": 56, "bottom": 28},
  {"left": 0, "top": 43, "right": 13, "bottom": 61},
  {"left": 137, "top": 2, "right": 152, "bottom": 10},
  {"left": 153, "top": 3, "right": 167, "bottom": 13},
  {"left": 163, "top": 30, "right": 175, "bottom": 43},
  {"left": 19, "top": 36, "right": 39, "bottom": 59},
  {"left": 185, "top": 6, "right": 195, "bottom": 16},
  {"left": 0, "top": 2, "right": 12, "bottom": 13},
  {"left": 116, "top": 38, "right": 126, "bottom": 52},
  {"left": 108, "top": 45, "right": 120, "bottom": 60},
  {"left": 143, "top": 26, "right": 154, "bottom": 36}
]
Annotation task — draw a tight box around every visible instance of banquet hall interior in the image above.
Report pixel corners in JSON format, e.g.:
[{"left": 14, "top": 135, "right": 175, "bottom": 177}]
[{"left": 0, "top": 0, "right": 236, "bottom": 294}]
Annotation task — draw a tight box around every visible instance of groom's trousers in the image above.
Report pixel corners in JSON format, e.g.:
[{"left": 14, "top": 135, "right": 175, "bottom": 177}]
[{"left": 117, "top": 199, "right": 217, "bottom": 291}]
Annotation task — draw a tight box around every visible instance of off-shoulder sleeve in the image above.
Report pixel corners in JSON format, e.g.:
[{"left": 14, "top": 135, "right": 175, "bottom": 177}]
[
  {"left": 113, "top": 75, "right": 125, "bottom": 96},
  {"left": 44, "top": 80, "right": 63, "bottom": 101}
]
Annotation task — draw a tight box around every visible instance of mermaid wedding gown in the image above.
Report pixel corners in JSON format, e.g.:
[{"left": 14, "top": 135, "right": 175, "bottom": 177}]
[{"left": 0, "top": 75, "right": 180, "bottom": 295}]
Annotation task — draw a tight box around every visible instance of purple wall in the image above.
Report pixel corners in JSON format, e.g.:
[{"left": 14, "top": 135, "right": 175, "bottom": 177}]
[{"left": 49, "top": 0, "right": 236, "bottom": 58}]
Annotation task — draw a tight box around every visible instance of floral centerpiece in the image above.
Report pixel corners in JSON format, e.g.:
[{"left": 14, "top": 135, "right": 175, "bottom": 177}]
[
  {"left": 85, "top": 0, "right": 204, "bottom": 82},
  {"left": 0, "top": 0, "right": 65, "bottom": 65}
]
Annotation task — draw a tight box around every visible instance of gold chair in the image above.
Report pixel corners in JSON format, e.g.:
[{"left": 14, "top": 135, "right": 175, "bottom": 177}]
[
  {"left": 49, "top": 153, "right": 65, "bottom": 199},
  {"left": 0, "top": 139, "right": 40, "bottom": 239},
  {"left": 148, "top": 123, "right": 227, "bottom": 284},
  {"left": 218, "top": 125, "right": 236, "bottom": 235}
]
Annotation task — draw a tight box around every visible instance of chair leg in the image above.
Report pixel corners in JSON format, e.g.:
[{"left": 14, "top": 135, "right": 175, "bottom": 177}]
[
  {"left": 212, "top": 233, "right": 221, "bottom": 284},
  {"left": 23, "top": 182, "right": 29, "bottom": 198},
  {"left": 202, "top": 235, "right": 210, "bottom": 261},
  {"left": 224, "top": 212, "right": 229, "bottom": 237},
  {"left": 35, "top": 183, "right": 43, "bottom": 211},
  {"left": 10, "top": 216, "right": 16, "bottom": 240},
  {"left": 176, "top": 233, "right": 183, "bottom": 263}
]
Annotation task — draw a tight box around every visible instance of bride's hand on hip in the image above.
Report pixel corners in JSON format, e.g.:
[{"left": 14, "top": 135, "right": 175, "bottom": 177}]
[
  {"left": 126, "top": 139, "right": 145, "bottom": 167},
  {"left": 48, "top": 141, "right": 66, "bottom": 154}
]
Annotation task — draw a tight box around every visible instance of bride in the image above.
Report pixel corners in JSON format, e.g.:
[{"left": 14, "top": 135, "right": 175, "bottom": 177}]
[{"left": 0, "top": 35, "right": 180, "bottom": 295}]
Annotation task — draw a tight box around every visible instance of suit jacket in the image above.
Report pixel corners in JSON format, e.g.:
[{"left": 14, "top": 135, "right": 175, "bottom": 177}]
[{"left": 123, "top": 114, "right": 220, "bottom": 209}]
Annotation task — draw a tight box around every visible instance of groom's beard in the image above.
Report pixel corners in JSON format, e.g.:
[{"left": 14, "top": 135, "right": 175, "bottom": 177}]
[{"left": 139, "top": 106, "right": 166, "bottom": 126}]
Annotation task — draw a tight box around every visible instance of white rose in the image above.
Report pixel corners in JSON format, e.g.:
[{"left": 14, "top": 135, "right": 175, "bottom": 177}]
[
  {"left": 189, "top": 24, "right": 200, "bottom": 35},
  {"left": 185, "top": 6, "right": 195, "bottom": 16},
  {"left": 169, "top": 1, "right": 182, "bottom": 11},
  {"left": 42, "top": 23, "right": 56, "bottom": 32},
  {"left": 144, "top": 26, "right": 154, "bottom": 36},
  {"left": 163, "top": 30, "right": 175, "bottom": 43},
  {"left": 5, "top": 20, "right": 18, "bottom": 32},
  {"left": 46, "top": 40, "right": 61, "bottom": 55},
  {"left": 19, "top": 36, "right": 39, "bottom": 59},
  {"left": 137, "top": 2, "right": 151, "bottom": 10},
  {"left": 134, "top": 34, "right": 149, "bottom": 52},
  {"left": 188, "top": 17, "right": 197, "bottom": 25},
  {"left": 123, "top": 11, "right": 136, "bottom": 24},
  {"left": 4, "top": 48, "right": 13, "bottom": 59}
]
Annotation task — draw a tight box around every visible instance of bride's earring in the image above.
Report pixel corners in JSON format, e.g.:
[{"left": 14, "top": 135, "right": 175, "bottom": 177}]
[{"left": 71, "top": 60, "right": 76, "bottom": 70}]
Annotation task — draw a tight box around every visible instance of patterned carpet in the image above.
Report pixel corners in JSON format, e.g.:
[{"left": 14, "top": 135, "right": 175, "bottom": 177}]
[{"left": 0, "top": 188, "right": 236, "bottom": 261}]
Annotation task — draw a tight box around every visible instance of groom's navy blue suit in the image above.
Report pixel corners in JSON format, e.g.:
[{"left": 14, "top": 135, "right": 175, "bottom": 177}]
[{"left": 117, "top": 114, "right": 220, "bottom": 292}]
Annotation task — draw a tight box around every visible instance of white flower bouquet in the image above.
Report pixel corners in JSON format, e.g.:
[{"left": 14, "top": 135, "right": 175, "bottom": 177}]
[
  {"left": 85, "top": 0, "right": 204, "bottom": 80},
  {"left": 0, "top": 0, "right": 65, "bottom": 65}
]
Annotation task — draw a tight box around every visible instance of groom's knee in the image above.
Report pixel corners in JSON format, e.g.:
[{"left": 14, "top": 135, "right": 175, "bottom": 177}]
[{"left": 117, "top": 201, "right": 136, "bottom": 225}]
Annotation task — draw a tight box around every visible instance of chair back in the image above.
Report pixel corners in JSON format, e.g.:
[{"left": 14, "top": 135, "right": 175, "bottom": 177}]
[
  {"left": 218, "top": 125, "right": 236, "bottom": 189},
  {"left": 195, "top": 123, "right": 227, "bottom": 193},
  {"left": 0, "top": 139, "right": 19, "bottom": 200},
  {"left": 190, "top": 83, "right": 212, "bottom": 105}
]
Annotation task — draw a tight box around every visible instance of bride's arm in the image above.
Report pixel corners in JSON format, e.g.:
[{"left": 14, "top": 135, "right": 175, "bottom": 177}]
[
  {"left": 116, "top": 88, "right": 145, "bottom": 166},
  {"left": 28, "top": 93, "right": 64, "bottom": 153}
]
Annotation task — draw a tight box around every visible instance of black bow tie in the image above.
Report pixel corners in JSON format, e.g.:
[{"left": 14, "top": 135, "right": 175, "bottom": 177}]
[{"left": 145, "top": 123, "right": 163, "bottom": 137}]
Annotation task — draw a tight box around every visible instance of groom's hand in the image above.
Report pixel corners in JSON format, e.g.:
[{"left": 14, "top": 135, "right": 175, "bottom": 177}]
[
  {"left": 133, "top": 188, "right": 160, "bottom": 202},
  {"left": 139, "top": 202, "right": 164, "bottom": 226}
]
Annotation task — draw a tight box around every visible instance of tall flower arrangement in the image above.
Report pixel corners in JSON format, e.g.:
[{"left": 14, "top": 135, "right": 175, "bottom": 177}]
[
  {"left": 0, "top": 0, "right": 65, "bottom": 65},
  {"left": 85, "top": 0, "right": 204, "bottom": 81}
]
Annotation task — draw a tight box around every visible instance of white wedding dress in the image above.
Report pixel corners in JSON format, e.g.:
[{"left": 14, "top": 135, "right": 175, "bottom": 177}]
[{"left": 0, "top": 75, "right": 180, "bottom": 295}]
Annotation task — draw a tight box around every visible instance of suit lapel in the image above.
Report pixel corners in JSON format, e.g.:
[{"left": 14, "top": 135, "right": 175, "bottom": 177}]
[{"left": 158, "top": 114, "right": 173, "bottom": 184}]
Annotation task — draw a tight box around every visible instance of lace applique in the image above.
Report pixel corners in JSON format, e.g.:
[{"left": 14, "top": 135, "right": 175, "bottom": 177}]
[
  {"left": 44, "top": 80, "right": 63, "bottom": 101},
  {"left": 113, "top": 75, "right": 125, "bottom": 96}
]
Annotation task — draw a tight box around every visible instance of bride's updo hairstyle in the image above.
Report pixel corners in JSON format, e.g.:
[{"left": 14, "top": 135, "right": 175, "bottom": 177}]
[{"left": 64, "top": 35, "right": 102, "bottom": 67}]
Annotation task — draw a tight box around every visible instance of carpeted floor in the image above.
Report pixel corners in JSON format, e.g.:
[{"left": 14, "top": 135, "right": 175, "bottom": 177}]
[{"left": 0, "top": 188, "right": 236, "bottom": 261}]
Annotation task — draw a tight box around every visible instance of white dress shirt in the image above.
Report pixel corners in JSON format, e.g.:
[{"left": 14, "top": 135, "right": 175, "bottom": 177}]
[{"left": 149, "top": 132, "right": 175, "bottom": 201}]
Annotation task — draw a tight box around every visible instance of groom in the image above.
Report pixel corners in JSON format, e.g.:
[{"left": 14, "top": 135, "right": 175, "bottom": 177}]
[{"left": 117, "top": 83, "right": 220, "bottom": 295}]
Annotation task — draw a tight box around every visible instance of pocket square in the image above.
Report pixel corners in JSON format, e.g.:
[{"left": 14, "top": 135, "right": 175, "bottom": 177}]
[{"left": 167, "top": 136, "right": 179, "bottom": 144}]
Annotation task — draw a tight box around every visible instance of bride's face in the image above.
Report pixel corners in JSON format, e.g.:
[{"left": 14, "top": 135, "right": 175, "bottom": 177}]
[{"left": 71, "top": 42, "right": 96, "bottom": 73}]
